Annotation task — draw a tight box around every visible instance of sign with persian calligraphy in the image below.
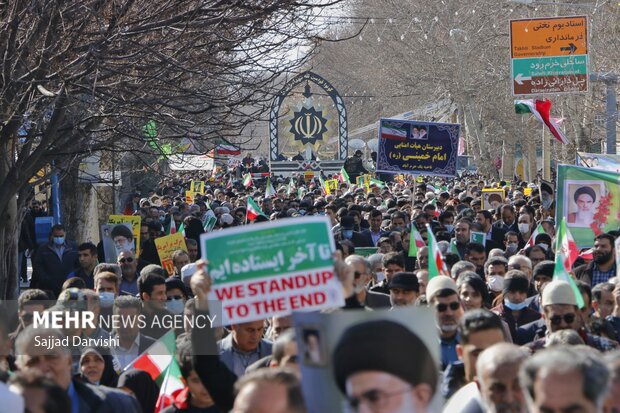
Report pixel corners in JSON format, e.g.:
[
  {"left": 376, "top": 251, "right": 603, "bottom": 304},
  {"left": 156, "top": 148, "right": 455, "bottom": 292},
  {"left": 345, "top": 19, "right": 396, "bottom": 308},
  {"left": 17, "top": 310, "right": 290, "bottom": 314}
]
[
  {"left": 511, "top": 16, "right": 588, "bottom": 95},
  {"left": 376, "top": 119, "right": 459, "bottom": 177}
]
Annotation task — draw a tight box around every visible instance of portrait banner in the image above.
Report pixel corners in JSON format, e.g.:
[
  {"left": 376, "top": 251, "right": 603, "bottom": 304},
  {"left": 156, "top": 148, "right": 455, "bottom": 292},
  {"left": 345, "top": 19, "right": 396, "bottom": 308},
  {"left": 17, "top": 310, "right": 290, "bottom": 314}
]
[
  {"left": 200, "top": 217, "right": 343, "bottom": 325},
  {"left": 108, "top": 215, "right": 141, "bottom": 258},
  {"left": 155, "top": 232, "right": 188, "bottom": 276},
  {"left": 482, "top": 189, "right": 505, "bottom": 210},
  {"left": 556, "top": 165, "right": 620, "bottom": 248},
  {"left": 576, "top": 152, "right": 620, "bottom": 173},
  {"left": 376, "top": 118, "right": 459, "bottom": 177},
  {"left": 293, "top": 308, "right": 441, "bottom": 413}
]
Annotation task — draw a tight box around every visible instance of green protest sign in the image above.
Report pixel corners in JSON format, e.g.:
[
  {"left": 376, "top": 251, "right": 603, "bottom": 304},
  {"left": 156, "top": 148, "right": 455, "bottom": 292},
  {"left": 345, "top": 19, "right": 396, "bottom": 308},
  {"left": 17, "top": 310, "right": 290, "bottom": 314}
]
[
  {"left": 355, "top": 247, "right": 379, "bottom": 257},
  {"left": 556, "top": 165, "right": 620, "bottom": 248},
  {"left": 200, "top": 217, "right": 343, "bottom": 325}
]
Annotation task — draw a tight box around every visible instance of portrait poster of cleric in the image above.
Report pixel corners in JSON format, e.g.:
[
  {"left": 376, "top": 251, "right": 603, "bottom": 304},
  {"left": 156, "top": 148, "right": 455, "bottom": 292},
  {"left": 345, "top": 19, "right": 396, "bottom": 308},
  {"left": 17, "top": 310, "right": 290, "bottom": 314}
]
[
  {"left": 293, "top": 307, "right": 441, "bottom": 413},
  {"left": 556, "top": 164, "right": 620, "bottom": 248}
]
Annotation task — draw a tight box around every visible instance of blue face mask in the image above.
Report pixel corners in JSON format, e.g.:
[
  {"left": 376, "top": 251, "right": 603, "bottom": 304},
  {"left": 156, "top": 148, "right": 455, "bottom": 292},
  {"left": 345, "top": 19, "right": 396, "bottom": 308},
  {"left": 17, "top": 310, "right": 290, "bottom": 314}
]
[
  {"left": 342, "top": 230, "right": 353, "bottom": 239},
  {"left": 504, "top": 298, "right": 527, "bottom": 311},
  {"left": 445, "top": 224, "right": 454, "bottom": 233},
  {"left": 166, "top": 298, "right": 185, "bottom": 315},
  {"left": 53, "top": 236, "right": 65, "bottom": 246},
  {"left": 98, "top": 292, "right": 115, "bottom": 308}
]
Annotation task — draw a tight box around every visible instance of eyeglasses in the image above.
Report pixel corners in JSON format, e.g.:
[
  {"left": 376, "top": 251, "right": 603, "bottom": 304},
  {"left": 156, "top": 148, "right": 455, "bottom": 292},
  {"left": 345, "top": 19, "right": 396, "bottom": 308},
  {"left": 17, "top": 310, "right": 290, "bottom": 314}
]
[
  {"left": 549, "top": 313, "right": 576, "bottom": 326},
  {"left": 346, "top": 386, "right": 412, "bottom": 412},
  {"left": 436, "top": 302, "right": 461, "bottom": 312},
  {"left": 118, "top": 257, "right": 134, "bottom": 263}
]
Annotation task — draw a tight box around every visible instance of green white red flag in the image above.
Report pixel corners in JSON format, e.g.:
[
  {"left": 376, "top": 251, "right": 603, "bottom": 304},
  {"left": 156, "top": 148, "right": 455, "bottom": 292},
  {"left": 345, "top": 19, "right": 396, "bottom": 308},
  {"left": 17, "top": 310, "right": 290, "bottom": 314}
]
[
  {"left": 242, "top": 173, "right": 253, "bottom": 188},
  {"left": 426, "top": 224, "right": 448, "bottom": 279},
  {"left": 168, "top": 218, "right": 177, "bottom": 235},
  {"left": 408, "top": 224, "right": 426, "bottom": 258},
  {"left": 339, "top": 167, "right": 350, "bottom": 184},
  {"left": 124, "top": 330, "right": 185, "bottom": 411},
  {"left": 265, "top": 178, "right": 277, "bottom": 198},
  {"left": 246, "top": 196, "right": 265, "bottom": 221},
  {"left": 526, "top": 223, "right": 545, "bottom": 248},
  {"left": 287, "top": 179, "right": 296, "bottom": 196},
  {"left": 552, "top": 218, "right": 584, "bottom": 308},
  {"left": 515, "top": 99, "right": 569, "bottom": 145}
]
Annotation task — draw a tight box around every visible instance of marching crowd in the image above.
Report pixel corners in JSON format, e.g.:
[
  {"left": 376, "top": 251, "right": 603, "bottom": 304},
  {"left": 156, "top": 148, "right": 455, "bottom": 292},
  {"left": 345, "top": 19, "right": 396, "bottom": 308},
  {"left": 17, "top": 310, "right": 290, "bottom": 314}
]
[{"left": 2, "top": 170, "right": 620, "bottom": 413}]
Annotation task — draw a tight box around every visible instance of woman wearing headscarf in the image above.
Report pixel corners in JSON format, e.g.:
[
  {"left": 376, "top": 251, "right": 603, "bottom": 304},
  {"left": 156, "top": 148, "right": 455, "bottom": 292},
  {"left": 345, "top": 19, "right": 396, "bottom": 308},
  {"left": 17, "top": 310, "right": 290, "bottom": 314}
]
[{"left": 118, "top": 369, "right": 160, "bottom": 413}]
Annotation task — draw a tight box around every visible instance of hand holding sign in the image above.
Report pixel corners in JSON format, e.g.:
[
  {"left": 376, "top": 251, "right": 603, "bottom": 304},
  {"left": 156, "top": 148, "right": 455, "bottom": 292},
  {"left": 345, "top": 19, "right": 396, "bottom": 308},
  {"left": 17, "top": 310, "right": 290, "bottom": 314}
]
[{"left": 190, "top": 260, "right": 212, "bottom": 311}]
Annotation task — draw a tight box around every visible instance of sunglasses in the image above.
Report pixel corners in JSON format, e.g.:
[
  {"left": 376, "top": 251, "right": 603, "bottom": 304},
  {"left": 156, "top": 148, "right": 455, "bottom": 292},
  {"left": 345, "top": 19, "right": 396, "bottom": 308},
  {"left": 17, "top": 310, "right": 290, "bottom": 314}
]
[
  {"left": 436, "top": 302, "right": 461, "bottom": 312},
  {"left": 549, "top": 313, "right": 576, "bottom": 325},
  {"left": 119, "top": 257, "right": 134, "bottom": 263}
]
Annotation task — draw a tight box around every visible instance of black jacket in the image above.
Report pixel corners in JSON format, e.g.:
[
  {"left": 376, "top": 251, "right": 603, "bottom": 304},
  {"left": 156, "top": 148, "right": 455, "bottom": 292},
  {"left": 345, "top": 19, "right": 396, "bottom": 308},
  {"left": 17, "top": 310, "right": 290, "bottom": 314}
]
[{"left": 73, "top": 379, "right": 141, "bottom": 413}]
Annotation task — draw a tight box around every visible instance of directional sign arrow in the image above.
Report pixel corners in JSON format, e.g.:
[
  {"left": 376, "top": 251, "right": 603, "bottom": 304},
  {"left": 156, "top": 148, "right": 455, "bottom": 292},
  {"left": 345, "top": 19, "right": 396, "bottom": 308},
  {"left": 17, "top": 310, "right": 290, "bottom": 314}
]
[
  {"left": 560, "top": 43, "right": 577, "bottom": 55},
  {"left": 515, "top": 73, "right": 532, "bottom": 85}
]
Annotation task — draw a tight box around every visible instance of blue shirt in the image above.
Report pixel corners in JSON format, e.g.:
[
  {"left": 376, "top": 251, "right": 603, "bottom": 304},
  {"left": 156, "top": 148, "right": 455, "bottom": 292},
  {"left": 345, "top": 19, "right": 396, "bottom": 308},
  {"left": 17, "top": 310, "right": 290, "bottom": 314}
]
[
  {"left": 592, "top": 263, "right": 616, "bottom": 287},
  {"left": 440, "top": 334, "right": 459, "bottom": 370},
  {"left": 68, "top": 381, "right": 79, "bottom": 413}
]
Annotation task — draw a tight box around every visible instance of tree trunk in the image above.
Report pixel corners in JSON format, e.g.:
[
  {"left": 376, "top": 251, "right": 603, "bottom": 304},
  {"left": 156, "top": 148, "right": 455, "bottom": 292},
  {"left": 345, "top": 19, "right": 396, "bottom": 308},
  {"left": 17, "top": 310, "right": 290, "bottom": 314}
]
[{"left": 0, "top": 192, "right": 19, "bottom": 299}]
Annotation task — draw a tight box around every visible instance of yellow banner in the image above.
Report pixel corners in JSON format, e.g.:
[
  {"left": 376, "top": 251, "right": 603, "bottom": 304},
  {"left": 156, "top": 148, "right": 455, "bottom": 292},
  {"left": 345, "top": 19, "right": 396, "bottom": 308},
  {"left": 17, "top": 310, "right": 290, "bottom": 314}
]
[
  {"left": 190, "top": 181, "right": 205, "bottom": 194},
  {"left": 155, "top": 232, "right": 188, "bottom": 275},
  {"left": 108, "top": 215, "right": 142, "bottom": 258},
  {"left": 326, "top": 179, "right": 339, "bottom": 192}
]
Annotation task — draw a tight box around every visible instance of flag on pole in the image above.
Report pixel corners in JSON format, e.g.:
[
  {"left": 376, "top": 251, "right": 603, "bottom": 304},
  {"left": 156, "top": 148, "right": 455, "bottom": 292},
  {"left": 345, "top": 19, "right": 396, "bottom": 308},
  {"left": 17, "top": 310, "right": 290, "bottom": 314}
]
[
  {"left": 168, "top": 218, "right": 177, "bottom": 235},
  {"left": 246, "top": 196, "right": 265, "bottom": 221},
  {"left": 526, "top": 223, "right": 545, "bottom": 248},
  {"left": 426, "top": 224, "right": 447, "bottom": 279},
  {"left": 123, "top": 331, "right": 184, "bottom": 412},
  {"left": 318, "top": 175, "right": 329, "bottom": 195},
  {"left": 555, "top": 218, "right": 580, "bottom": 273},
  {"left": 242, "top": 173, "right": 253, "bottom": 188},
  {"left": 287, "top": 179, "right": 296, "bottom": 196},
  {"left": 515, "top": 99, "right": 569, "bottom": 145},
  {"left": 339, "top": 167, "right": 350, "bottom": 184},
  {"left": 553, "top": 251, "right": 586, "bottom": 309},
  {"left": 265, "top": 178, "right": 277, "bottom": 198},
  {"left": 297, "top": 187, "right": 305, "bottom": 199},
  {"left": 226, "top": 176, "right": 233, "bottom": 189},
  {"left": 369, "top": 178, "right": 385, "bottom": 189},
  {"left": 408, "top": 225, "right": 426, "bottom": 258}
]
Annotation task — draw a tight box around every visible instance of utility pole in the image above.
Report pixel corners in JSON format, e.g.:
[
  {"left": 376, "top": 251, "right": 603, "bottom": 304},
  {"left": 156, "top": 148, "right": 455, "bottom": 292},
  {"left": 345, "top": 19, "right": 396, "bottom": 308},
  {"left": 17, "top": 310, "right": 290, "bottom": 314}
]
[{"left": 590, "top": 72, "right": 618, "bottom": 154}]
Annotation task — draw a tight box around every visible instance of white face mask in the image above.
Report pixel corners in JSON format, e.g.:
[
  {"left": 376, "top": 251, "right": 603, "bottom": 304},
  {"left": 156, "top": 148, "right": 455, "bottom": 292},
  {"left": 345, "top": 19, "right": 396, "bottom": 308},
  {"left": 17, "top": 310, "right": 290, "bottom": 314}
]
[
  {"left": 376, "top": 272, "right": 385, "bottom": 282},
  {"left": 98, "top": 292, "right": 115, "bottom": 308},
  {"left": 166, "top": 298, "right": 185, "bottom": 315},
  {"left": 518, "top": 223, "right": 530, "bottom": 234},
  {"left": 488, "top": 275, "right": 505, "bottom": 292}
]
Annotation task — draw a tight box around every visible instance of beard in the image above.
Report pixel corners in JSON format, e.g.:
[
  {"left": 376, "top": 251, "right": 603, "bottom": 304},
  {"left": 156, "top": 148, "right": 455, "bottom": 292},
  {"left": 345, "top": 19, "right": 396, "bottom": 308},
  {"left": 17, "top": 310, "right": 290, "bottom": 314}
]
[
  {"left": 487, "top": 400, "right": 526, "bottom": 413},
  {"left": 594, "top": 251, "right": 612, "bottom": 264}
]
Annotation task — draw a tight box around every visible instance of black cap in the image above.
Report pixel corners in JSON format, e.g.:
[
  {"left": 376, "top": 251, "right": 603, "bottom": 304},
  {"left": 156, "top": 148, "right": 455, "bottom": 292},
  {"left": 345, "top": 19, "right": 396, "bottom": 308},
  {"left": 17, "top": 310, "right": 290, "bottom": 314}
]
[
  {"left": 341, "top": 216, "right": 355, "bottom": 230},
  {"left": 388, "top": 272, "right": 419, "bottom": 292},
  {"left": 533, "top": 261, "right": 555, "bottom": 279},
  {"left": 333, "top": 320, "right": 437, "bottom": 394}
]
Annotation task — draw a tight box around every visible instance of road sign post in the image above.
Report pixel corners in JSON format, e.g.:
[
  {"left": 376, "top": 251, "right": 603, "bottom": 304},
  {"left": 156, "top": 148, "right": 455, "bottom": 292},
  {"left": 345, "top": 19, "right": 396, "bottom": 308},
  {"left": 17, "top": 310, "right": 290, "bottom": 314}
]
[{"left": 510, "top": 16, "right": 588, "bottom": 96}]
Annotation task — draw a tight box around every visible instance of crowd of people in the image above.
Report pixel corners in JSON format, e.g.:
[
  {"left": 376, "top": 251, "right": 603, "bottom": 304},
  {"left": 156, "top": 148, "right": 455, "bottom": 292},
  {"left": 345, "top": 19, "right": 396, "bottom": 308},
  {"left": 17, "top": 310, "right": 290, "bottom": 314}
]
[{"left": 2, "top": 169, "right": 620, "bottom": 413}]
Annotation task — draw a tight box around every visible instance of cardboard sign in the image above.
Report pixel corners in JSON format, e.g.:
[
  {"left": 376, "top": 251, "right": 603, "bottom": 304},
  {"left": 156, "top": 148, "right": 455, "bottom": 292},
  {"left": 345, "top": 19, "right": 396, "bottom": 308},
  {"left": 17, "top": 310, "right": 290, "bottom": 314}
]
[
  {"left": 325, "top": 179, "right": 339, "bottom": 193},
  {"left": 523, "top": 187, "right": 533, "bottom": 196},
  {"left": 155, "top": 232, "right": 188, "bottom": 275},
  {"left": 108, "top": 215, "right": 141, "bottom": 258},
  {"left": 355, "top": 247, "right": 379, "bottom": 258},
  {"left": 470, "top": 231, "right": 486, "bottom": 247},
  {"left": 190, "top": 180, "right": 205, "bottom": 194},
  {"left": 355, "top": 174, "right": 371, "bottom": 187},
  {"left": 200, "top": 217, "right": 344, "bottom": 325},
  {"left": 185, "top": 191, "right": 201, "bottom": 204}
]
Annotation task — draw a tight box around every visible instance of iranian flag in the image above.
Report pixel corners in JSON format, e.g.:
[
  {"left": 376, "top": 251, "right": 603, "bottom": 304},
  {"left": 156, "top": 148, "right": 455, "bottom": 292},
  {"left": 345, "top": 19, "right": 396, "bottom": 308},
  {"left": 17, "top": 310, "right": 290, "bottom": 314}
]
[
  {"left": 318, "top": 175, "right": 329, "bottom": 195},
  {"left": 124, "top": 331, "right": 185, "bottom": 412},
  {"left": 555, "top": 218, "right": 580, "bottom": 273},
  {"left": 287, "top": 179, "right": 296, "bottom": 196},
  {"left": 380, "top": 122, "right": 407, "bottom": 141},
  {"left": 246, "top": 196, "right": 265, "bottom": 221},
  {"left": 226, "top": 176, "right": 233, "bottom": 189},
  {"left": 369, "top": 178, "right": 385, "bottom": 189},
  {"left": 265, "top": 178, "right": 277, "bottom": 198},
  {"left": 339, "top": 167, "right": 350, "bottom": 184},
  {"left": 426, "top": 224, "right": 448, "bottom": 279},
  {"left": 526, "top": 223, "right": 545, "bottom": 248},
  {"left": 408, "top": 225, "right": 426, "bottom": 258},
  {"left": 515, "top": 99, "right": 569, "bottom": 145},
  {"left": 553, "top": 251, "right": 585, "bottom": 309},
  {"left": 168, "top": 218, "right": 177, "bottom": 235},
  {"left": 242, "top": 173, "right": 253, "bottom": 188}
]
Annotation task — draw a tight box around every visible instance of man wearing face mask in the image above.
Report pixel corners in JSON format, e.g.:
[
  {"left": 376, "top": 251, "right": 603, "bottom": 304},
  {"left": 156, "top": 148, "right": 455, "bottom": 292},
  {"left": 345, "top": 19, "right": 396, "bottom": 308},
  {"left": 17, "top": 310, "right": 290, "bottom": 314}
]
[
  {"left": 503, "top": 231, "right": 520, "bottom": 259},
  {"left": 491, "top": 271, "right": 540, "bottom": 340},
  {"left": 32, "top": 224, "right": 79, "bottom": 298},
  {"left": 335, "top": 215, "right": 373, "bottom": 248},
  {"left": 516, "top": 213, "right": 534, "bottom": 249},
  {"left": 485, "top": 256, "right": 508, "bottom": 303},
  {"left": 574, "top": 233, "right": 617, "bottom": 287},
  {"left": 345, "top": 255, "right": 391, "bottom": 309}
]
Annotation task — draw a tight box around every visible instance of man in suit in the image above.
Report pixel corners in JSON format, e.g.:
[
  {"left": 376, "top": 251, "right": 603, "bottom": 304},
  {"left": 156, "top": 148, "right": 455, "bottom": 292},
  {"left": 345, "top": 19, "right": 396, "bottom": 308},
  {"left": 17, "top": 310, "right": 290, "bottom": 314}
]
[
  {"left": 475, "top": 210, "right": 505, "bottom": 253},
  {"left": 218, "top": 320, "right": 273, "bottom": 378},
  {"left": 360, "top": 209, "right": 390, "bottom": 246},
  {"left": 493, "top": 205, "right": 518, "bottom": 234},
  {"left": 111, "top": 296, "right": 156, "bottom": 369},
  {"left": 15, "top": 326, "right": 141, "bottom": 413}
]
